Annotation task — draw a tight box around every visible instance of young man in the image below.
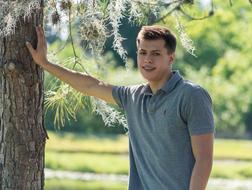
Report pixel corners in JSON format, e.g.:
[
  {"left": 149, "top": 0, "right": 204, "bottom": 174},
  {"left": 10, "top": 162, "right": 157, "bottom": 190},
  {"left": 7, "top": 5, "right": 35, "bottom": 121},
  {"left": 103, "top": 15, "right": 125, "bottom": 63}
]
[{"left": 26, "top": 25, "right": 214, "bottom": 190}]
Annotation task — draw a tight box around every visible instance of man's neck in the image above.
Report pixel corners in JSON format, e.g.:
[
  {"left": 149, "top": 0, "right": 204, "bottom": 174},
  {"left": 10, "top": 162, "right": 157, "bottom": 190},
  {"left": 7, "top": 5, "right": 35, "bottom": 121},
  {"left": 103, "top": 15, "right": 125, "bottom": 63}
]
[{"left": 149, "top": 72, "right": 173, "bottom": 94}]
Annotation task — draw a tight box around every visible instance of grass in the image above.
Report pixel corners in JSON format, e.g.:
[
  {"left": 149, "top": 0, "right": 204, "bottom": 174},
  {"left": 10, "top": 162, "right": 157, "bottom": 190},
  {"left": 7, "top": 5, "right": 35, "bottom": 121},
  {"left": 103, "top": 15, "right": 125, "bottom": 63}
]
[
  {"left": 211, "top": 161, "right": 252, "bottom": 179},
  {"left": 45, "top": 179, "right": 127, "bottom": 190},
  {"left": 45, "top": 152, "right": 129, "bottom": 174},
  {"left": 45, "top": 131, "right": 252, "bottom": 179},
  {"left": 46, "top": 132, "right": 128, "bottom": 154},
  {"left": 45, "top": 179, "right": 252, "bottom": 190},
  {"left": 47, "top": 131, "right": 252, "bottom": 161},
  {"left": 214, "top": 139, "right": 252, "bottom": 161},
  {"left": 46, "top": 151, "right": 252, "bottom": 178}
]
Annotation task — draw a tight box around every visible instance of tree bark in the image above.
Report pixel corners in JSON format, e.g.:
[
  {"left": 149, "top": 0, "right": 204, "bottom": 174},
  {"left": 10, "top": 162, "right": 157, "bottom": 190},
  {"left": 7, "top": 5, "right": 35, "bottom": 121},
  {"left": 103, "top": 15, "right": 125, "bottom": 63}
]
[{"left": 0, "top": 2, "right": 48, "bottom": 190}]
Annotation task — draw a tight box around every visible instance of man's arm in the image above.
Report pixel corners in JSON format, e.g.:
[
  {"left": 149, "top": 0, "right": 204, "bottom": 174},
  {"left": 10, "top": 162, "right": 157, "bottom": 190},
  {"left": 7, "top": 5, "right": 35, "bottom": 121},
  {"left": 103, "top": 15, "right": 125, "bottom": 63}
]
[
  {"left": 26, "top": 26, "right": 116, "bottom": 104},
  {"left": 189, "top": 133, "right": 214, "bottom": 190}
]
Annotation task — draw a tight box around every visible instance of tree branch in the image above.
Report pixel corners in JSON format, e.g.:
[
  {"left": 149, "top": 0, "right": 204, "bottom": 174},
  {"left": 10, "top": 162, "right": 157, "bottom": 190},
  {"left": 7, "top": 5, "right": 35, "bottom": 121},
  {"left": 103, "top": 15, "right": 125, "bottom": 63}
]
[
  {"left": 178, "top": 6, "right": 214, "bottom": 21},
  {"left": 67, "top": 6, "right": 89, "bottom": 74}
]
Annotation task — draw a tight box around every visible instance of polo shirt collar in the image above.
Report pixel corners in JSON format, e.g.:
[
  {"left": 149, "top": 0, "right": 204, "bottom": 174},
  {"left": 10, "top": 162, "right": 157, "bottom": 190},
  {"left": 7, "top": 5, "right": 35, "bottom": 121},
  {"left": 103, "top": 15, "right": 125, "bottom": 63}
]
[
  {"left": 161, "top": 70, "right": 182, "bottom": 94},
  {"left": 140, "top": 70, "right": 182, "bottom": 95}
]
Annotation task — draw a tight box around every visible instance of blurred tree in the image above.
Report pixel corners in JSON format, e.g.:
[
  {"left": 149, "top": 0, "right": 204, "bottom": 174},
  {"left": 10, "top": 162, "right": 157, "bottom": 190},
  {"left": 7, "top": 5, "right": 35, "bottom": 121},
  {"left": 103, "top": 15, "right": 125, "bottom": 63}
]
[{"left": 163, "top": 0, "right": 252, "bottom": 137}]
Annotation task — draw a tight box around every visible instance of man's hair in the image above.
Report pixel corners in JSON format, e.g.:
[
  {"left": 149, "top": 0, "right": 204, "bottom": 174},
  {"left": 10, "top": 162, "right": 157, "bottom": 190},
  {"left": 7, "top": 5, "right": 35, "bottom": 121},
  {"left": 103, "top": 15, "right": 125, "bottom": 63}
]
[{"left": 137, "top": 25, "right": 177, "bottom": 53}]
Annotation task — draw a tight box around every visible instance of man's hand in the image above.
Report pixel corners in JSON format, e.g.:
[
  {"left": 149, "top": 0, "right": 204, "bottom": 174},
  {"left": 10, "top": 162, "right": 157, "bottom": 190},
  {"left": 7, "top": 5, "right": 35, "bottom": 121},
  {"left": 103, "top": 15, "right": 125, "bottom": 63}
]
[{"left": 26, "top": 26, "right": 48, "bottom": 66}]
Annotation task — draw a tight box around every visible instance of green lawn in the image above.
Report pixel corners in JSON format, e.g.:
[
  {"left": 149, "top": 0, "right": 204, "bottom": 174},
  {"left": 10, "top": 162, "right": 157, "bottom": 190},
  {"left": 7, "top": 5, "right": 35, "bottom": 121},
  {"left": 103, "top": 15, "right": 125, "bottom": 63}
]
[
  {"left": 45, "top": 179, "right": 252, "bottom": 190},
  {"left": 46, "top": 132, "right": 128, "bottom": 154},
  {"left": 212, "top": 161, "right": 252, "bottom": 179},
  {"left": 46, "top": 151, "right": 252, "bottom": 179},
  {"left": 46, "top": 152, "right": 129, "bottom": 174},
  {"left": 214, "top": 139, "right": 252, "bottom": 161},
  {"left": 46, "top": 132, "right": 252, "bottom": 161},
  {"left": 45, "top": 131, "right": 252, "bottom": 179},
  {"left": 45, "top": 179, "right": 127, "bottom": 190}
]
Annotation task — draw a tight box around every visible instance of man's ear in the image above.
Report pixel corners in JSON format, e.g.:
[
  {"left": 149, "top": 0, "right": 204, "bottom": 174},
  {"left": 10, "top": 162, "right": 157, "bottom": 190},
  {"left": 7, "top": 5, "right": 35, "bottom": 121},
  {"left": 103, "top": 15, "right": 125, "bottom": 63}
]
[{"left": 168, "top": 52, "right": 175, "bottom": 64}]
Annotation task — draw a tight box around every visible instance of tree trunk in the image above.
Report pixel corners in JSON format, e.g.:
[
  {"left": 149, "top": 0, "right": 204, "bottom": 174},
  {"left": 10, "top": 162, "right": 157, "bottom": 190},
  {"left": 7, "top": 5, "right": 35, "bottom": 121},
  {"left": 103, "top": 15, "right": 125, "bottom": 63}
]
[{"left": 0, "top": 2, "right": 48, "bottom": 190}]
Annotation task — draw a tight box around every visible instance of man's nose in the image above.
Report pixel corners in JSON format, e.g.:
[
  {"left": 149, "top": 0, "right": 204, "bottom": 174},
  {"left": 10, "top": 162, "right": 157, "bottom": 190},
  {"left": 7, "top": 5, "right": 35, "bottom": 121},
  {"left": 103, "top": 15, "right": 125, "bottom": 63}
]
[{"left": 144, "top": 54, "right": 152, "bottom": 64}]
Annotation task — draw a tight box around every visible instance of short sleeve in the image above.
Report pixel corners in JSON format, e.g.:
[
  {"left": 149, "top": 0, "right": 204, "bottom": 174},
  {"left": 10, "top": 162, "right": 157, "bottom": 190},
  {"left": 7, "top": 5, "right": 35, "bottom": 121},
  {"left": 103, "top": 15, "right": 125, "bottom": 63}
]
[
  {"left": 184, "top": 87, "right": 215, "bottom": 136},
  {"left": 112, "top": 86, "right": 130, "bottom": 109}
]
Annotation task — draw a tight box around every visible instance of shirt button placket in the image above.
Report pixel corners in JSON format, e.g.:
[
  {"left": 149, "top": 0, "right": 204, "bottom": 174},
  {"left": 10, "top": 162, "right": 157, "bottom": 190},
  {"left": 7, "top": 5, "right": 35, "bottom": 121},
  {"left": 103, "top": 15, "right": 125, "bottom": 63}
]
[{"left": 148, "top": 95, "right": 156, "bottom": 113}]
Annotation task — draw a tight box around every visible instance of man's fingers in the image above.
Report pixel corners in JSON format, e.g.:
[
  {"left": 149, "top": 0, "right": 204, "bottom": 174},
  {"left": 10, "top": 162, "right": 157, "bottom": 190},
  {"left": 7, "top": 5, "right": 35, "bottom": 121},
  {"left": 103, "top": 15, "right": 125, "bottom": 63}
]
[
  {"left": 26, "top": 42, "right": 35, "bottom": 55},
  {"left": 40, "top": 25, "right": 45, "bottom": 36},
  {"left": 40, "top": 26, "right": 47, "bottom": 47},
  {"left": 37, "top": 26, "right": 46, "bottom": 47},
  {"left": 36, "top": 26, "right": 43, "bottom": 46}
]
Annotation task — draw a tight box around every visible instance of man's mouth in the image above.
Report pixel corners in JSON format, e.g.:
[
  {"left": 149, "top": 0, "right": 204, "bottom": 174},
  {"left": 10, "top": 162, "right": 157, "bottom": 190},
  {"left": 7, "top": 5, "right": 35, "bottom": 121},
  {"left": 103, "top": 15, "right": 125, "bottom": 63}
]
[{"left": 142, "top": 66, "right": 156, "bottom": 72}]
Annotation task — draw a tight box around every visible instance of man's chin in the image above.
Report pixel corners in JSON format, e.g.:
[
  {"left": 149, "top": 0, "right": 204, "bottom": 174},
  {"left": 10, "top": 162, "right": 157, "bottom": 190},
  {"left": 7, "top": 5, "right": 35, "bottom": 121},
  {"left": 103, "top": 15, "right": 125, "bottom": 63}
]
[{"left": 142, "top": 76, "right": 159, "bottom": 83}]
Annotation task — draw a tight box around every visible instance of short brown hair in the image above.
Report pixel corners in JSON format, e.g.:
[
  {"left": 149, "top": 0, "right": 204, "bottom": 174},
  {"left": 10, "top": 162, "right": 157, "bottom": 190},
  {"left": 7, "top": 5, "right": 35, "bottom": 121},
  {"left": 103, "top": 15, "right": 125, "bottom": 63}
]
[{"left": 137, "top": 25, "right": 177, "bottom": 53}]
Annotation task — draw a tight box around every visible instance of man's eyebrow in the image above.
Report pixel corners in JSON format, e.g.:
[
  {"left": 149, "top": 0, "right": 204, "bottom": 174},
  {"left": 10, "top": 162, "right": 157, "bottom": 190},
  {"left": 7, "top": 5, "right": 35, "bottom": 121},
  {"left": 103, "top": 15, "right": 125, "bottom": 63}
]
[
  {"left": 138, "top": 49, "right": 161, "bottom": 52},
  {"left": 138, "top": 48, "right": 146, "bottom": 51}
]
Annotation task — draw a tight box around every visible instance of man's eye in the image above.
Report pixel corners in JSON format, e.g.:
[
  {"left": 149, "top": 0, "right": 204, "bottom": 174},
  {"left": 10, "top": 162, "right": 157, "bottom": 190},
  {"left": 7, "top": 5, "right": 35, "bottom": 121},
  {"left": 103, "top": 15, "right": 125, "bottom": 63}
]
[
  {"left": 153, "top": 53, "right": 160, "bottom": 56},
  {"left": 139, "top": 52, "right": 146, "bottom": 55}
]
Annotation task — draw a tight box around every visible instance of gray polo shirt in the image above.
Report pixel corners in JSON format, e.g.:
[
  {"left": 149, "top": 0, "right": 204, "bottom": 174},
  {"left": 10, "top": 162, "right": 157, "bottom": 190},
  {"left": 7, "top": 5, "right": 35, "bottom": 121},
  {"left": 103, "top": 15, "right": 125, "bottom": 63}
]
[{"left": 112, "top": 70, "right": 214, "bottom": 190}]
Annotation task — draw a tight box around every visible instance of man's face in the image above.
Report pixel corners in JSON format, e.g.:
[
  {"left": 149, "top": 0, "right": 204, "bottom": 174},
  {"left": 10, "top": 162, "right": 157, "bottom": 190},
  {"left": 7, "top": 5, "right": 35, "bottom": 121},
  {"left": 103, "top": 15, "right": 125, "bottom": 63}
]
[{"left": 137, "top": 38, "right": 174, "bottom": 83}]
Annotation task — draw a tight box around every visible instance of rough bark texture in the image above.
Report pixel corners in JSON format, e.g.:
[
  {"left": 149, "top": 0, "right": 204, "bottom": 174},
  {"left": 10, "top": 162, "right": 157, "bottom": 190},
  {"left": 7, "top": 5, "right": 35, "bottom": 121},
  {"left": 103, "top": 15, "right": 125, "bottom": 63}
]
[{"left": 0, "top": 2, "right": 48, "bottom": 190}]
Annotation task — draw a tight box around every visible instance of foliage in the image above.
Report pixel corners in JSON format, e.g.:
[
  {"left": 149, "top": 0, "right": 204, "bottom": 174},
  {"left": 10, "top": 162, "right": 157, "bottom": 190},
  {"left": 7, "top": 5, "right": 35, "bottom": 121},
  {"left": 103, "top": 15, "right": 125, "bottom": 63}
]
[
  {"left": 174, "top": 12, "right": 196, "bottom": 57},
  {"left": 44, "top": 36, "right": 145, "bottom": 131},
  {"left": 159, "top": 0, "right": 252, "bottom": 136},
  {"left": 184, "top": 66, "right": 250, "bottom": 137},
  {"left": 0, "top": 0, "right": 222, "bottom": 57},
  {"left": 0, "top": 1, "right": 211, "bottom": 69},
  {"left": 0, "top": 0, "right": 40, "bottom": 36},
  {"left": 2, "top": 0, "right": 252, "bottom": 133},
  {"left": 43, "top": 40, "right": 129, "bottom": 130}
]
